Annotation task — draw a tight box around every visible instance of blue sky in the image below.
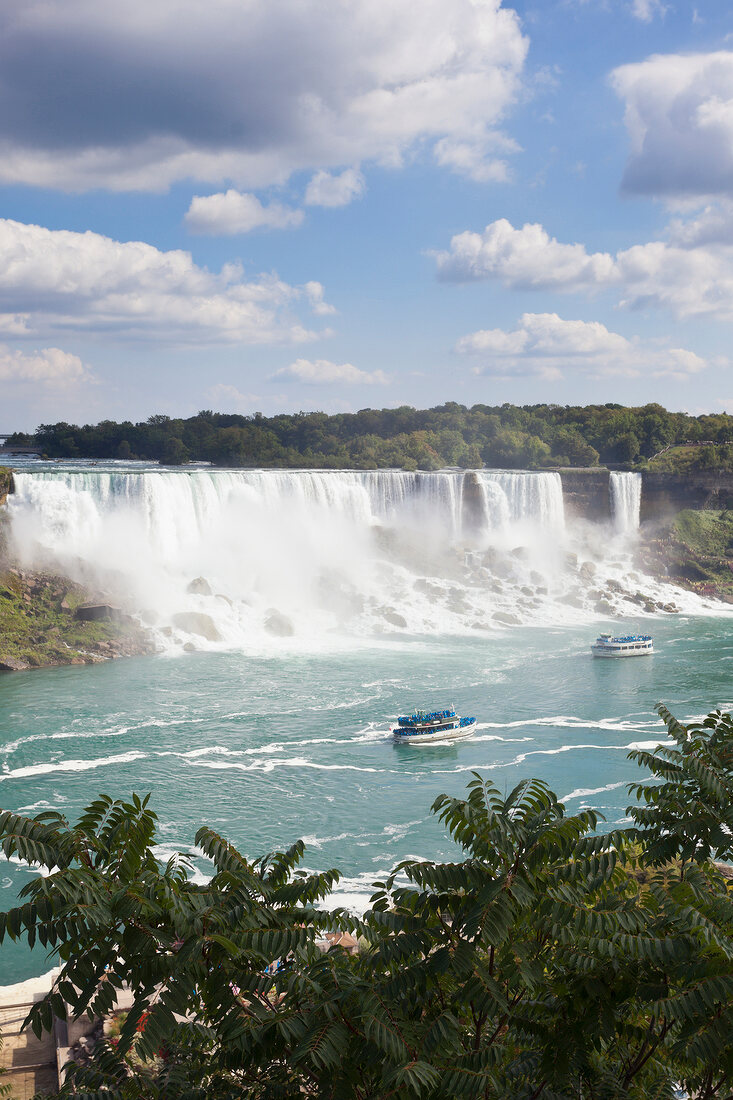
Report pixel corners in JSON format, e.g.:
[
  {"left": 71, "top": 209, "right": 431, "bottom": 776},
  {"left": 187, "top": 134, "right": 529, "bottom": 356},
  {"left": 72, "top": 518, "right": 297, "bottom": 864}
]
[{"left": 2, "top": 0, "right": 733, "bottom": 430}]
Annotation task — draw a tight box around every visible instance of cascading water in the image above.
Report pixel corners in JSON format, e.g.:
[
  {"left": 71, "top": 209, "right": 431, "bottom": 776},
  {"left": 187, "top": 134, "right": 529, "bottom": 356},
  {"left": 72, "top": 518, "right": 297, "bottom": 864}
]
[
  {"left": 477, "top": 471, "right": 565, "bottom": 531},
  {"left": 4, "top": 464, "right": 703, "bottom": 648},
  {"left": 610, "top": 472, "right": 642, "bottom": 535}
]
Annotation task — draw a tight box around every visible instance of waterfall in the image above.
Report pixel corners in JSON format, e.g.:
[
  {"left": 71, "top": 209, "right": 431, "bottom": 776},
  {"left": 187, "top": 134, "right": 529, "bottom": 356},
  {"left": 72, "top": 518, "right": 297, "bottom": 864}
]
[
  {"left": 6, "top": 464, "right": 677, "bottom": 644},
  {"left": 609, "top": 472, "right": 641, "bottom": 534},
  {"left": 8, "top": 468, "right": 563, "bottom": 555},
  {"left": 478, "top": 470, "right": 565, "bottom": 530}
]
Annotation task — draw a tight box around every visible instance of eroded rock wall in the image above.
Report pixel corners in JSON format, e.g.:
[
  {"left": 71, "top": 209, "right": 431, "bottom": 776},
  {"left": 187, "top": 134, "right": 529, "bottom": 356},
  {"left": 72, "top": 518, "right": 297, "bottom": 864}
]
[
  {"left": 640, "top": 472, "right": 733, "bottom": 522},
  {"left": 557, "top": 469, "right": 612, "bottom": 523}
]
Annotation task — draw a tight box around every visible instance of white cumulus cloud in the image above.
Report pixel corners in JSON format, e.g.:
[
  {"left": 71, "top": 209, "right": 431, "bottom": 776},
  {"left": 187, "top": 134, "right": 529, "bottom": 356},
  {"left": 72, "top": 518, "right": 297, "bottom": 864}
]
[
  {"left": 435, "top": 218, "right": 617, "bottom": 289},
  {"left": 457, "top": 313, "right": 706, "bottom": 379},
  {"left": 666, "top": 201, "right": 733, "bottom": 249},
  {"left": 185, "top": 191, "right": 304, "bottom": 235},
  {"left": 0, "top": 345, "right": 90, "bottom": 386},
  {"left": 272, "top": 358, "right": 388, "bottom": 384},
  {"left": 436, "top": 213, "right": 733, "bottom": 320},
  {"left": 611, "top": 51, "right": 733, "bottom": 199},
  {"left": 0, "top": 0, "right": 527, "bottom": 192},
  {"left": 0, "top": 218, "right": 332, "bottom": 343},
  {"left": 305, "top": 168, "right": 366, "bottom": 208}
]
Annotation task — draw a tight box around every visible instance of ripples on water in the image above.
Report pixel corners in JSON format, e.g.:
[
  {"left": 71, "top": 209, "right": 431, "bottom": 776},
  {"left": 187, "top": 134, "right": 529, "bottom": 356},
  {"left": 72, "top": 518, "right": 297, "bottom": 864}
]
[
  {"left": 3, "top": 619, "right": 733, "bottom": 983},
  {"left": 2, "top": 464, "right": 733, "bottom": 983}
]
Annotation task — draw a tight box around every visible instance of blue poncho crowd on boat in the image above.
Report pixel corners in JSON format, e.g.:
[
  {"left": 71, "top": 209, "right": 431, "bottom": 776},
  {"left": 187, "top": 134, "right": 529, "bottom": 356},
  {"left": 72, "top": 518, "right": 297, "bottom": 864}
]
[{"left": 397, "top": 708, "right": 457, "bottom": 727}]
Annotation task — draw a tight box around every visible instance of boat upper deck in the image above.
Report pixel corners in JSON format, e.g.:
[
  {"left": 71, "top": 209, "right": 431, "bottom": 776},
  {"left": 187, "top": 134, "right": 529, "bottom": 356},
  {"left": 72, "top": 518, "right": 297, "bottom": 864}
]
[{"left": 397, "top": 708, "right": 457, "bottom": 727}]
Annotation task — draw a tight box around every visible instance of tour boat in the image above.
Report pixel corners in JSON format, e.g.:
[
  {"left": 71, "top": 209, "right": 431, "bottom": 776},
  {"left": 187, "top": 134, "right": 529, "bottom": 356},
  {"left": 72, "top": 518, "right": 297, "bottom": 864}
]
[
  {"left": 591, "top": 633, "right": 653, "bottom": 658},
  {"left": 393, "top": 707, "right": 477, "bottom": 744}
]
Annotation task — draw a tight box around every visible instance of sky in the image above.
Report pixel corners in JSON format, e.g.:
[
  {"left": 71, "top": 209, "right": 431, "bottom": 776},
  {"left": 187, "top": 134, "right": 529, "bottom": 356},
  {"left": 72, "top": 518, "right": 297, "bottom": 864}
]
[{"left": 2, "top": 0, "right": 733, "bottom": 431}]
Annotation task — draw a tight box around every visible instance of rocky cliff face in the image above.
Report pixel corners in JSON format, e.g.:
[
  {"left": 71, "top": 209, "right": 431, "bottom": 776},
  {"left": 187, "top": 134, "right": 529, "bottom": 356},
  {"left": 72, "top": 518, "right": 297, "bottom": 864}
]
[
  {"left": 0, "top": 466, "right": 13, "bottom": 508},
  {"left": 461, "top": 471, "right": 487, "bottom": 532},
  {"left": 554, "top": 468, "right": 733, "bottom": 525},
  {"left": 557, "top": 469, "right": 612, "bottom": 523},
  {"left": 640, "top": 472, "right": 733, "bottom": 522}
]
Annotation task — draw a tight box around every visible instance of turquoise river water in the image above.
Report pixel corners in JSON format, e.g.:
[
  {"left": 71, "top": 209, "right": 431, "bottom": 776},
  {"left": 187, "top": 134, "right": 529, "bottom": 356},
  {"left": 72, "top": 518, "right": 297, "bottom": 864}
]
[{"left": 3, "top": 620, "right": 733, "bottom": 984}]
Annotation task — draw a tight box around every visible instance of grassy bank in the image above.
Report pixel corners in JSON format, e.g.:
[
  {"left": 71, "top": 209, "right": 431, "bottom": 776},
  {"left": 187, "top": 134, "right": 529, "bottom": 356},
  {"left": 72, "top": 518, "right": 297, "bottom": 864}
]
[{"left": 0, "top": 568, "right": 156, "bottom": 671}]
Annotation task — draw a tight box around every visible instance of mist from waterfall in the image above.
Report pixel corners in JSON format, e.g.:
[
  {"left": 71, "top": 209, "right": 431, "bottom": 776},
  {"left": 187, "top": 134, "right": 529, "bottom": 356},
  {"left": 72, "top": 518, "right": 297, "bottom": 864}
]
[{"left": 5, "top": 464, "right": 708, "bottom": 651}]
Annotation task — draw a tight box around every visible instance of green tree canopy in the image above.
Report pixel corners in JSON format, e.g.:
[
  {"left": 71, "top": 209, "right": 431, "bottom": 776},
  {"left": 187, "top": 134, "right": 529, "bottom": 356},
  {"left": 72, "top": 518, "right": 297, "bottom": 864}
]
[
  {"left": 2, "top": 705, "right": 733, "bottom": 1098},
  {"left": 23, "top": 402, "right": 733, "bottom": 472}
]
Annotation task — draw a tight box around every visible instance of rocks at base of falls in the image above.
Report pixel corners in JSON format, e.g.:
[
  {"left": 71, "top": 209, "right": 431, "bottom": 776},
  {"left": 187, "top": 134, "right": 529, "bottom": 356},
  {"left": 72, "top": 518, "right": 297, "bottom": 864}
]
[
  {"left": 413, "top": 578, "right": 443, "bottom": 598},
  {"left": 492, "top": 611, "right": 521, "bottom": 626},
  {"left": 264, "top": 609, "right": 295, "bottom": 637},
  {"left": 0, "top": 656, "right": 30, "bottom": 671},
  {"left": 382, "top": 608, "right": 408, "bottom": 628},
  {"left": 75, "top": 604, "right": 124, "bottom": 623},
  {"left": 445, "top": 588, "right": 469, "bottom": 614},
  {"left": 624, "top": 592, "right": 659, "bottom": 614},
  {"left": 186, "top": 576, "right": 213, "bottom": 596},
  {"left": 172, "top": 611, "right": 222, "bottom": 642}
]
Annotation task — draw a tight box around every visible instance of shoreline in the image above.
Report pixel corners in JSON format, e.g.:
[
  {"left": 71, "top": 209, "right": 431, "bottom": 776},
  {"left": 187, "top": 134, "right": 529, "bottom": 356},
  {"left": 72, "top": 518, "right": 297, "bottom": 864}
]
[{"left": 0, "top": 967, "right": 59, "bottom": 1008}]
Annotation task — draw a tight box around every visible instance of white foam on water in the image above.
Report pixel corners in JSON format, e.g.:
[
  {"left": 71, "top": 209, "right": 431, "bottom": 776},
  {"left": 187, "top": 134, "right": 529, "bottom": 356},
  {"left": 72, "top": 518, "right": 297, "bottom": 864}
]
[
  {"left": 429, "top": 742, "right": 631, "bottom": 776},
  {"left": 151, "top": 844, "right": 213, "bottom": 886},
  {"left": 464, "top": 735, "right": 535, "bottom": 744},
  {"left": 1, "top": 727, "right": 130, "bottom": 755},
  {"left": 0, "top": 750, "right": 148, "bottom": 781},
  {"left": 186, "top": 756, "right": 388, "bottom": 775},
  {"left": 0, "top": 852, "right": 54, "bottom": 877},
  {"left": 561, "top": 780, "right": 629, "bottom": 802},
  {"left": 478, "top": 715, "right": 655, "bottom": 733}
]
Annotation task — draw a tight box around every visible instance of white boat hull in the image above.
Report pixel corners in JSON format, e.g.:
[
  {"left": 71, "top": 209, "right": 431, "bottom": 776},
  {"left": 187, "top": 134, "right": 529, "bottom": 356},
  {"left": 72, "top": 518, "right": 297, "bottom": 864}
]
[
  {"left": 393, "top": 719, "right": 477, "bottom": 745},
  {"left": 591, "top": 646, "right": 653, "bottom": 658}
]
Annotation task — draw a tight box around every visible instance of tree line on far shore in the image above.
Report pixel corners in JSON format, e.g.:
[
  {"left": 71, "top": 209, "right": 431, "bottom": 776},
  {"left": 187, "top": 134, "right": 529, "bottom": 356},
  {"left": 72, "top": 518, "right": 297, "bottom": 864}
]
[
  {"left": 2, "top": 703, "right": 733, "bottom": 1098},
  {"left": 8, "top": 401, "right": 733, "bottom": 470}
]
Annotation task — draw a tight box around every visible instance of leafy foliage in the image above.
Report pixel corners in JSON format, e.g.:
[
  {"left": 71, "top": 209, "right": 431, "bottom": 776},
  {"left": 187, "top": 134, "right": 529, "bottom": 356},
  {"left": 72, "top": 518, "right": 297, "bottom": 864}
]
[
  {"left": 3, "top": 708, "right": 733, "bottom": 1097},
  {"left": 628, "top": 704, "right": 733, "bottom": 866},
  {"left": 10, "top": 400, "right": 733, "bottom": 470}
]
